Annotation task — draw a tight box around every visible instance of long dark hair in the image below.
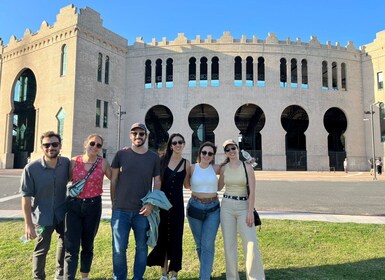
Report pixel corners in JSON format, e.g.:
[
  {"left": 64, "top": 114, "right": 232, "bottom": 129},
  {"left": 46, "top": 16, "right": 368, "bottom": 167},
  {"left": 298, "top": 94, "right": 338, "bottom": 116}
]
[
  {"left": 197, "top": 142, "right": 217, "bottom": 163},
  {"left": 160, "top": 133, "right": 185, "bottom": 182}
]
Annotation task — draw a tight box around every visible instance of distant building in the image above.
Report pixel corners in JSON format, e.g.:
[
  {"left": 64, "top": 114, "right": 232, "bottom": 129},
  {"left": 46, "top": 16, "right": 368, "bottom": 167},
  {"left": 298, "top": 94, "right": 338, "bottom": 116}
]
[{"left": 0, "top": 4, "right": 384, "bottom": 170}]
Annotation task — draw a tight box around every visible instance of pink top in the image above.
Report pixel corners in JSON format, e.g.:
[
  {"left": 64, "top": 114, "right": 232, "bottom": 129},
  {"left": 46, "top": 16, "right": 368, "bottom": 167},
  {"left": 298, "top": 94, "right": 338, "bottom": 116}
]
[{"left": 72, "top": 155, "right": 104, "bottom": 198}]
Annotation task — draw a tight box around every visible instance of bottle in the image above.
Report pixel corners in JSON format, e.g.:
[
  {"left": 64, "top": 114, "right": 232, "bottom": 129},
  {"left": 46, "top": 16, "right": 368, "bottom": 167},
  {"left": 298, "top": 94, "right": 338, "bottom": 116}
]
[
  {"left": 241, "top": 150, "right": 257, "bottom": 167},
  {"left": 20, "top": 226, "right": 45, "bottom": 244}
]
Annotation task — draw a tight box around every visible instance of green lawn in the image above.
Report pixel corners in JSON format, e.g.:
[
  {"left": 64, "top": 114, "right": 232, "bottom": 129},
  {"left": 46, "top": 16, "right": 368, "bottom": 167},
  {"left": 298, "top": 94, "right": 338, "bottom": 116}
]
[{"left": 1, "top": 219, "right": 385, "bottom": 279}]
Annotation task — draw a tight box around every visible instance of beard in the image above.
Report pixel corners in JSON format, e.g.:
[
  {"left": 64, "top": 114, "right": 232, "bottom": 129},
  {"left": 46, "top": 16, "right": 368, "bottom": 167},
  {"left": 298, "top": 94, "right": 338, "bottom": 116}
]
[{"left": 44, "top": 150, "right": 60, "bottom": 159}]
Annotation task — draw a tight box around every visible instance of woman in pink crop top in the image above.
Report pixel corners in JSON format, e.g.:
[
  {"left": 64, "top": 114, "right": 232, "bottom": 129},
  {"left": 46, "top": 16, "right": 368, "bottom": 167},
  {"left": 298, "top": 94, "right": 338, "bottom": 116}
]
[{"left": 64, "top": 134, "right": 111, "bottom": 280}]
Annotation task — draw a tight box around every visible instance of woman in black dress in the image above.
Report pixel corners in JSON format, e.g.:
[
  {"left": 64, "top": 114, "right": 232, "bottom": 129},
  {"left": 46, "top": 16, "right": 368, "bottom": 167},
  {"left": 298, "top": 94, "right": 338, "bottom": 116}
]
[{"left": 147, "top": 133, "right": 191, "bottom": 280}]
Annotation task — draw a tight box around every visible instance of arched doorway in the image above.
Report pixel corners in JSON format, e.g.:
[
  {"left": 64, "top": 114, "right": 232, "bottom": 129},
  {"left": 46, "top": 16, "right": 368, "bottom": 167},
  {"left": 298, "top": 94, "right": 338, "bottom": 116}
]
[
  {"left": 188, "top": 104, "right": 219, "bottom": 163},
  {"left": 145, "top": 105, "right": 173, "bottom": 153},
  {"left": 234, "top": 104, "right": 265, "bottom": 169},
  {"left": 281, "top": 105, "right": 309, "bottom": 171},
  {"left": 323, "top": 107, "right": 347, "bottom": 171},
  {"left": 12, "top": 69, "right": 37, "bottom": 168}
]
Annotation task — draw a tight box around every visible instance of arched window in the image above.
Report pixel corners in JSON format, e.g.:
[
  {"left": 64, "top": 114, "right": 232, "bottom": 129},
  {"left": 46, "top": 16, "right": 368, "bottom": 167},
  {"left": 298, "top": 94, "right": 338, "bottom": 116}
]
[
  {"left": 291, "top": 58, "right": 297, "bottom": 88},
  {"left": 322, "top": 61, "right": 328, "bottom": 90},
  {"left": 280, "top": 58, "right": 287, "bottom": 87},
  {"left": 155, "top": 59, "right": 162, "bottom": 88},
  {"left": 257, "top": 57, "right": 265, "bottom": 87},
  {"left": 189, "top": 57, "right": 197, "bottom": 87},
  {"left": 60, "top": 44, "right": 67, "bottom": 76},
  {"left": 301, "top": 59, "right": 308, "bottom": 89},
  {"left": 166, "top": 58, "right": 173, "bottom": 88},
  {"left": 200, "top": 57, "right": 208, "bottom": 87},
  {"left": 97, "top": 53, "right": 103, "bottom": 82},
  {"left": 332, "top": 62, "right": 338, "bottom": 90},
  {"left": 234, "top": 56, "right": 242, "bottom": 87},
  {"left": 145, "top": 59, "right": 152, "bottom": 89},
  {"left": 104, "top": 56, "right": 110, "bottom": 84},
  {"left": 211, "top": 56, "right": 219, "bottom": 87},
  {"left": 246, "top": 56, "right": 254, "bottom": 87},
  {"left": 341, "top": 63, "right": 347, "bottom": 90},
  {"left": 56, "top": 108, "right": 67, "bottom": 140}
]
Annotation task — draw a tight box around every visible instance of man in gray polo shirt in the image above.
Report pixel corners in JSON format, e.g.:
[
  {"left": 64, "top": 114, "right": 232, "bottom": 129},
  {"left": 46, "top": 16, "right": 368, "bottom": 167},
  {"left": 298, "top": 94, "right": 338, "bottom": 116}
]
[
  {"left": 20, "top": 131, "right": 70, "bottom": 280},
  {"left": 110, "top": 123, "right": 161, "bottom": 280}
]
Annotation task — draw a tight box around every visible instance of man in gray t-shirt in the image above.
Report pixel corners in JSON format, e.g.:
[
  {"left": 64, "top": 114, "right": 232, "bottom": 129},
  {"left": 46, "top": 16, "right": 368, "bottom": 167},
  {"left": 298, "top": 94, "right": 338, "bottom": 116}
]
[{"left": 110, "top": 123, "right": 161, "bottom": 280}]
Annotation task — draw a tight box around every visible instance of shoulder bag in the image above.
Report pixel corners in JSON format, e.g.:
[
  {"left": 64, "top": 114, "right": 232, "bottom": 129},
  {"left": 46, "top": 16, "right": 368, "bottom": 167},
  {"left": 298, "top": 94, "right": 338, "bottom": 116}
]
[
  {"left": 242, "top": 161, "right": 262, "bottom": 229},
  {"left": 68, "top": 157, "right": 100, "bottom": 197}
]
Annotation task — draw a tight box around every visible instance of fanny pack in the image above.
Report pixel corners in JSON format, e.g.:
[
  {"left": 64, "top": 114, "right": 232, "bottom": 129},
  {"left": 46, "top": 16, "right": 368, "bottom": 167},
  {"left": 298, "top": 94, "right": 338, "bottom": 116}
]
[{"left": 187, "top": 203, "right": 219, "bottom": 221}]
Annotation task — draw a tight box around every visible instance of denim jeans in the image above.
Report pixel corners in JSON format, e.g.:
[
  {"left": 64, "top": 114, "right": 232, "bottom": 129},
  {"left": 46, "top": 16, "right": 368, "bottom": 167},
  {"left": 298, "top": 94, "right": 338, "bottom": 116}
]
[
  {"left": 33, "top": 220, "right": 65, "bottom": 280},
  {"left": 64, "top": 196, "right": 102, "bottom": 280},
  {"left": 187, "top": 198, "right": 220, "bottom": 280},
  {"left": 111, "top": 209, "right": 149, "bottom": 280}
]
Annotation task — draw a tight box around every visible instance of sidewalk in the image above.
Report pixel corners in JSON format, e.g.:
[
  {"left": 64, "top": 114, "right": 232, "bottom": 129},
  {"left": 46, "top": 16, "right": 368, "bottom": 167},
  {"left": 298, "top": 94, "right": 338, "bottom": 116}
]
[{"left": 2, "top": 169, "right": 385, "bottom": 224}]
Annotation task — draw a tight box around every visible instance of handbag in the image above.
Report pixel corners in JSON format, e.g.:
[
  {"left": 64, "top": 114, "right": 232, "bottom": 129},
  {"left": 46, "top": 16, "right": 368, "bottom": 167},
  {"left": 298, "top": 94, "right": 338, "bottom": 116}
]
[
  {"left": 242, "top": 161, "right": 262, "bottom": 228},
  {"left": 68, "top": 157, "right": 100, "bottom": 197}
]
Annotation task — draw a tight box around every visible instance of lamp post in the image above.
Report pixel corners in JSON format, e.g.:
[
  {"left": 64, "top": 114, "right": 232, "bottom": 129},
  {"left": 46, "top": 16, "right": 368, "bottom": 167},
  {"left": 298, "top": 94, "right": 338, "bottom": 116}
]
[
  {"left": 365, "top": 101, "right": 383, "bottom": 180},
  {"left": 114, "top": 102, "right": 126, "bottom": 150}
]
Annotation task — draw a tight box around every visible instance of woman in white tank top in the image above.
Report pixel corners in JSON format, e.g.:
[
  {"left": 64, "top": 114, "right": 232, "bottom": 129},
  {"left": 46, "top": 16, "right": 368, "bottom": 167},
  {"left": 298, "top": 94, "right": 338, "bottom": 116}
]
[{"left": 186, "top": 142, "right": 221, "bottom": 280}]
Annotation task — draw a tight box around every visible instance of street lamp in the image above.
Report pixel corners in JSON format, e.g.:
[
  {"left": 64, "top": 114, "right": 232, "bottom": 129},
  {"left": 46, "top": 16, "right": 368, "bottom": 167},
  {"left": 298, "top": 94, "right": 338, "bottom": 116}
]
[
  {"left": 114, "top": 102, "right": 126, "bottom": 150},
  {"left": 364, "top": 101, "right": 383, "bottom": 180}
]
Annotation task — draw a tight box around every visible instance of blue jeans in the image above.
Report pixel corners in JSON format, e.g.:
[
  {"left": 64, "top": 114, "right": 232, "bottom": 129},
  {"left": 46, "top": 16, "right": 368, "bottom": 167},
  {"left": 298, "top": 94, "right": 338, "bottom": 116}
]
[
  {"left": 187, "top": 198, "right": 220, "bottom": 280},
  {"left": 111, "top": 209, "right": 149, "bottom": 280}
]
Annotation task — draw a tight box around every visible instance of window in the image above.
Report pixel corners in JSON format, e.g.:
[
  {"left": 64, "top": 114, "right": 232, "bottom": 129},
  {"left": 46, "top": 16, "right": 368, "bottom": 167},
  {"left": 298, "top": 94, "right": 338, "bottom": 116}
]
[
  {"left": 155, "top": 59, "right": 162, "bottom": 88},
  {"left": 377, "top": 72, "right": 383, "bottom": 90},
  {"left": 145, "top": 59, "right": 152, "bottom": 89},
  {"left": 166, "top": 58, "right": 173, "bottom": 88},
  {"left": 341, "top": 63, "right": 347, "bottom": 90},
  {"left": 56, "top": 108, "right": 66, "bottom": 140},
  {"left": 96, "top": 99, "right": 101, "bottom": 127},
  {"left": 189, "top": 57, "right": 197, "bottom": 87},
  {"left": 200, "top": 57, "right": 208, "bottom": 87},
  {"left": 97, "top": 53, "right": 103, "bottom": 82},
  {"left": 257, "top": 57, "right": 265, "bottom": 87},
  {"left": 60, "top": 44, "right": 67, "bottom": 76},
  {"left": 234, "top": 56, "right": 242, "bottom": 87},
  {"left": 103, "top": 101, "right": 108, "bottom": 128},
  {"left": 105, "top": 56, "right": 110, "bottom": 84},
  {"left": 291, "top": 58, "right": 297, "bottom": 88},
  {"left": 322, "top": 61, "right": 328, "bottom": 90},
  {"left": 211, "top": 56, "right": 219, "bottom": 87},
  {"left": 301, "top": 59, "right": 308, "bottom": 89},
  {"left": 332, "top": 62, "right": 338, "bottom": 90},
  {"left": 280, "top": 58, "right": 287, "bottom": 87},
  {"left": 246, "top": 56, "right": 254, "bottom": 87}
]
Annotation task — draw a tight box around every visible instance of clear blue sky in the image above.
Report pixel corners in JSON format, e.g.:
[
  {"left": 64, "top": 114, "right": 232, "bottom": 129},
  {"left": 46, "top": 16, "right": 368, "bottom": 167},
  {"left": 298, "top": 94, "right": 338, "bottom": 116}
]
[{"left": 1, "top": 0, "right": 384, "bottom": 47}]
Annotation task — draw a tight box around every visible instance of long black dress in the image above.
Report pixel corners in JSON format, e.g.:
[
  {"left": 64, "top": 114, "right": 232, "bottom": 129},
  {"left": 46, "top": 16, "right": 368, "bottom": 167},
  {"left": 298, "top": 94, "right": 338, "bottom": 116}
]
[{"left": 147, "top": 160, "right": 186, "bottom": 272}]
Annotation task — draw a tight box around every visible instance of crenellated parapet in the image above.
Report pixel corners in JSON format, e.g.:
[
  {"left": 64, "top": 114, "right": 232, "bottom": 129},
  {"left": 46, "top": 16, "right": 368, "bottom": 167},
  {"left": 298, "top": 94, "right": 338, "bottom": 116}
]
[
  {"left": 2, "top": 4, "right": 127, "bottom": 61},
  {"left": 132, "top": 31, "right": 360, "bottom": 53}
]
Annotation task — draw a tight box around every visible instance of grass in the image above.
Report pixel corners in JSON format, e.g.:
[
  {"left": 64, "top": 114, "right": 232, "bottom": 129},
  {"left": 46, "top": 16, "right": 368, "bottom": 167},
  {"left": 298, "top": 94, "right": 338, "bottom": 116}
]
[{"left": 1, "top": 219, "right": 385, "bottom": 279}]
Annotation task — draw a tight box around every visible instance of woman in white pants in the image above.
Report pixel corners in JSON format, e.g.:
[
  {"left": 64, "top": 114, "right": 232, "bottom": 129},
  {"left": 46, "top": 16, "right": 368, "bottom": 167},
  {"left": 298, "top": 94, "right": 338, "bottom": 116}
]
[{"left": 218, "top": 139, "right": 265, "bottom": 280}]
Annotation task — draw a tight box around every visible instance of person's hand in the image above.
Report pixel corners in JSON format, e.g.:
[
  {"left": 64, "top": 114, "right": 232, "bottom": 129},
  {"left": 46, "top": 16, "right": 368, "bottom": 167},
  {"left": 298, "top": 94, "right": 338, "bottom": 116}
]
[
  {"left": 25, "top": 223, "right": 37, "bottom": 240},
  {"left": 139, "top": 204, "right": 154, "bottom": 216},
  {"left": 246, "top": 210, "right": 254, "bottom": 227},
  {"left": 245, "top": 157, "right": 257, "bottom": 166}
]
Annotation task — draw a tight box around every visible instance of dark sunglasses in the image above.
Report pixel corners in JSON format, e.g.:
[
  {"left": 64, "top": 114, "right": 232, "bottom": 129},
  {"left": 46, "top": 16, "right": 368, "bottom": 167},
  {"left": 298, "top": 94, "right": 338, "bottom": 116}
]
[
  {"left": 89, "top": 141, "right": 102, "bottom": 148},
  {"left": 172, "top": 140, "right": 185, "bottom": 146},
  {"left": 131, "top": 131, "right": 146, "bottom": 137},
  {"left": 224, "top": 146, "right": 237, "bottom": 153},
  {"left": 201, "top": 150, "right": 214, "bottom": 157},
  {"left": 42, "top": 142, "right": 60, "bottom": 149}
]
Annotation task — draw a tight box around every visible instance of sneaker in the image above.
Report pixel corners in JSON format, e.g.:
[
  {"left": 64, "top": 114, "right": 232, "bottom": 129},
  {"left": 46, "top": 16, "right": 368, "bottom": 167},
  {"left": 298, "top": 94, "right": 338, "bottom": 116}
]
[
  {"left": 170, "top": 276, "right": 177, "bottom": 280},
  {"left": 160, "top": 276, "right": 168, "bottom": 280}
]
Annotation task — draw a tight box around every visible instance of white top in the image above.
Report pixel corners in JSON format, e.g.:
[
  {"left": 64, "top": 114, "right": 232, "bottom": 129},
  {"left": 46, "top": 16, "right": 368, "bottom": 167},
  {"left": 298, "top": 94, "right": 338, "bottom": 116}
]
[{"left": 190, "top": 163, "right": 218, "bottom": 193}]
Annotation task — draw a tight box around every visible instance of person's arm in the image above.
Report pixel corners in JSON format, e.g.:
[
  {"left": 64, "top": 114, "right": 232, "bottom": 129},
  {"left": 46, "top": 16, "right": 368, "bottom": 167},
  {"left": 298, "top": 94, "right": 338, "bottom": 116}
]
[
  {"left": 218, "top": 165, "right": 225, "bottom": 191},
  {"left": 102, "top": 158, "right": 112, "bottom": 180},
  {"left": 246, "top": 163, "right": 256, "bottom": 227},
  {"left": 110, "top": 168, "right": 119, "bottom": 202},
  {"left": 184, "top": 160, "right": 192, "bottom": 189},
  {"left": 21, "top": 196, "right": 37, "bottom": 239},
  {"left": 139, "top": 175, "right": 161, "bottom": 216}
]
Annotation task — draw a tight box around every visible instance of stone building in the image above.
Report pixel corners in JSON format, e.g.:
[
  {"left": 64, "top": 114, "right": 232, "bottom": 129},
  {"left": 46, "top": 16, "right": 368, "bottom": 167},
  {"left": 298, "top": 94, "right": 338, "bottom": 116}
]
[{"left": 0, "top": 4, "right": 384, "bottom": 171}]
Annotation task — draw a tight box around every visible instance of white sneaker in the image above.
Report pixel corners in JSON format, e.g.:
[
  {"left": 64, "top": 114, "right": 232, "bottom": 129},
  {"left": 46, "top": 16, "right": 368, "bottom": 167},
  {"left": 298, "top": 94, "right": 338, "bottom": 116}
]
[{"left": 160, "top": 276, "right": 168, "bottom": 280}]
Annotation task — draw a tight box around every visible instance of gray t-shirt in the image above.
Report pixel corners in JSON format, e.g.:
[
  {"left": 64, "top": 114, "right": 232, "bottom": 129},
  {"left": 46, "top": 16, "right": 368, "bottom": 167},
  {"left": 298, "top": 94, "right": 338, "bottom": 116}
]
[
  {"left": 20, "top": 156, "right": 70, "bottom": 226},
  {"left": 111, "top": 148, "right": 160, "bottom": 211}
]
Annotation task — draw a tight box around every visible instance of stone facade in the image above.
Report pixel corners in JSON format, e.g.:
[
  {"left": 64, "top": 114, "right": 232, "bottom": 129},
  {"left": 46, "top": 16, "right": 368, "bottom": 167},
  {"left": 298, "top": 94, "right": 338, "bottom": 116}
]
[{"left": 0, "top": 4, "right": 384, "bottom": 170}]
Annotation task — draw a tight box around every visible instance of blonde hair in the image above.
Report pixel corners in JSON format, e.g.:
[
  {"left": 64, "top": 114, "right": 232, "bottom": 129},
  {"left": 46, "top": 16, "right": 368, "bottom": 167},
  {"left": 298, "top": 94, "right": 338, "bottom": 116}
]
[{"left": 83, "top": 134, "right": 104, "bottom": 150}]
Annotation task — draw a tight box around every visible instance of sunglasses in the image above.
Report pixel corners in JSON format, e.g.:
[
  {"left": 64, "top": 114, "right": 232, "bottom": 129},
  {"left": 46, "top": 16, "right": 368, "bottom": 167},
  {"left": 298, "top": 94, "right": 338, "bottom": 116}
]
[
  {"left": 131, "top": 132, "right": 146, "bottom": 137},
  {"left": 89, "top": 141, "right": 103, "bottom": 148},
  {"left": 172, "top": 140, "right": 185, "bottom": 146},
  {"left": 201, "top": 151, "right": 214, "bottom": 157},
  {"left": 224, "top": 146, "right": 237, "bottom": 153},
  {"left": 42, "top": 142, "right": 60, "bottom": 149}
]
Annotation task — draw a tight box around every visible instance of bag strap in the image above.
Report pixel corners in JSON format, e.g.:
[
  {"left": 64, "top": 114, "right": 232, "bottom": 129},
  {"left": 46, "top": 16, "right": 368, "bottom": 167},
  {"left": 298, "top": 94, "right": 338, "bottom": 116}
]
[
  {"left": 165, "top": 158, "right": 185, "bottom": 186},
  {"left": 82, "top": 157, "right": 100, "bottom": 181},
  {"left": 242, "top": 161, "right": 250, "bottom": 197}
]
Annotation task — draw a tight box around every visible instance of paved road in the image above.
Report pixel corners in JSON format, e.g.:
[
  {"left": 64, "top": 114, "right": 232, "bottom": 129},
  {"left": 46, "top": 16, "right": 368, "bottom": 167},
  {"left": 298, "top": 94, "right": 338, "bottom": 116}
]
[{"left": 1, "top": 170, "right": 385, "bottom": 223}]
